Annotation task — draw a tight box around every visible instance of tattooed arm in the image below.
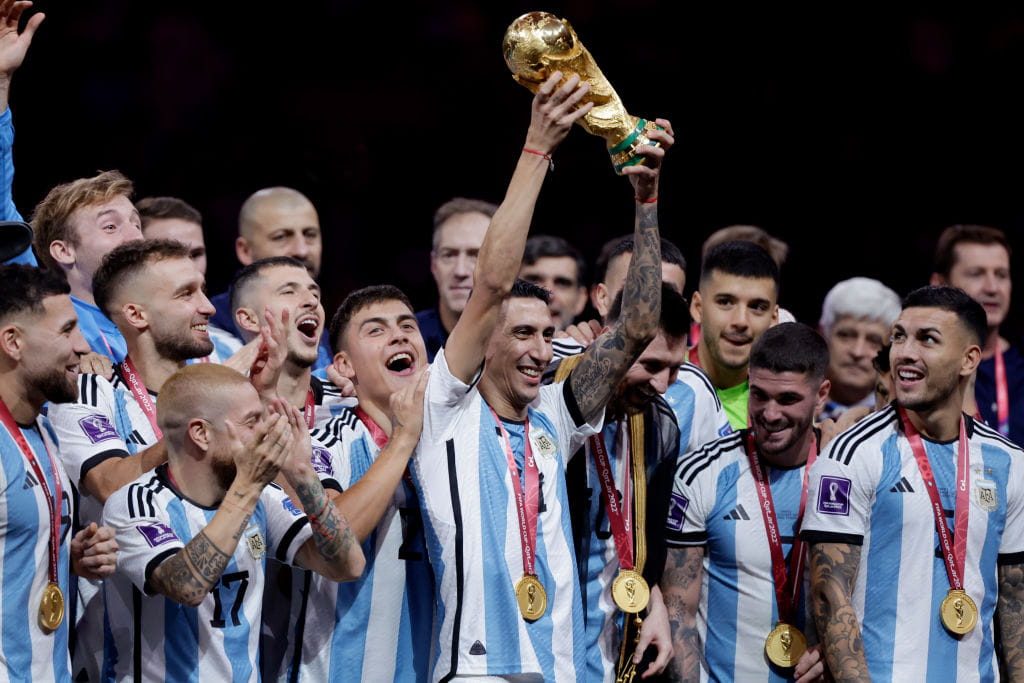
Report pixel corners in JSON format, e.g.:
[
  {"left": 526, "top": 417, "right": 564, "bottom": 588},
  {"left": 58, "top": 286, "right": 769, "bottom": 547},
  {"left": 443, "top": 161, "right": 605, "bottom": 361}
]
[
  {"left": 278, "top": 402, "right": 364, "bottom": 581},
  {"left": 998, "top": 561, "right": 1024, "bottom": 679},
  {"left": 569, "top": 120, "right": 674, "bottom": 422},
  {"left": 809, "top": 542, "right": 870, "bottom": 682},
  {"left": 150, "top": 412, "right": 295, "bottom": 606},
  {"left": 662, "top": 546, "right": 704, "bottom": 682}
]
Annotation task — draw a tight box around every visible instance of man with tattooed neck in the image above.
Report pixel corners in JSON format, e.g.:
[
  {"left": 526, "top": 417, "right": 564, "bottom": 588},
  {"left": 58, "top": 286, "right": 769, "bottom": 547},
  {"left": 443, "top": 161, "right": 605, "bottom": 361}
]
[
  {"left": 802, "top": 286, "right": 1024, "bottom": 681},
  {"left": 101, "top": 363, "right": 363, "bottom": 681},
  {"left": 663, "top": 323, "right": 828, "bottom": 682},
  {"left": 412, "top": 71, "right": 668, "bottom": 681}
]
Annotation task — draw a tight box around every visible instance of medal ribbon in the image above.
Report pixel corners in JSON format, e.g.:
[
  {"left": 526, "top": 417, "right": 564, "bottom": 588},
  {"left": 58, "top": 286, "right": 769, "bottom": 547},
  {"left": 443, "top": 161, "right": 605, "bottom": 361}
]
[
  {"left": 745, "top": 430, "right": 817, "bottom": 625},
  {"left": 590, "top": 431, "right": 635, "bottom": 571},
  {"left": 899, "top": 406, "right": 970, "bottom": 593},
  {"left": 304, "top": 389, "right": 316, "bottom": 430},
  {"left": 996, "top": 346, "right": 1010, "bottom": 437},
  {"left": 118, "top": 357, "right": 162, "bottom": 439},
  {"left": 354, "top": 406, "right": 418, "bottom": 489},
  {"left": 0, "top": 398, "right": 63, "bottom": 583},
  {"left": 490, "top": 407, "right": 539, "bottom": 578}
]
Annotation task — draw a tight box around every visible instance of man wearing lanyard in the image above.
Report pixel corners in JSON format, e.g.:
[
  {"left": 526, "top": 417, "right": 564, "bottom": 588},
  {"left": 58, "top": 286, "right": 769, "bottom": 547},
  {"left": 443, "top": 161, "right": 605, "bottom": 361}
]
[
  {"left": 551, "top": 283, "right": 700, "bottom": 681},
  {"left": 688, "top": 241, "right": 780, "bottom": 431},
  {"left": 662, "top": 323, "right": 829, "bottom": 682},
  {"left": 415, "top": 71, "right": 670, "bottom": 680},
  {"left": 266, "top": 284, "right": 433, "bottom": 681},
  {"left": 46, "top": 238, "right": 216, "bottom": 680},
  {"left": 802, "top": 286, "right": 1024, "bottom": 680},
  {"left": 100, "top": 363, "right": 364, "bottom": 681},
  {"left": 0, "top": 264, "right": 118, "bottom": 680},
  {"left": 930, "top": 224, "right": 1022, "bottom": 445}
]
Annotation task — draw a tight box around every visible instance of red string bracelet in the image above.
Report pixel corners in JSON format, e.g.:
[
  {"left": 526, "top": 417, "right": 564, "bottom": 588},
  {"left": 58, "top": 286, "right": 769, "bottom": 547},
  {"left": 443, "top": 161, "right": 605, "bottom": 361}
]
[
  {"left": 523, "top": 147, "right": 554, "bottom": 171},
  {"left": 635, "top": 196, "right": 658, "bottom": 203}
]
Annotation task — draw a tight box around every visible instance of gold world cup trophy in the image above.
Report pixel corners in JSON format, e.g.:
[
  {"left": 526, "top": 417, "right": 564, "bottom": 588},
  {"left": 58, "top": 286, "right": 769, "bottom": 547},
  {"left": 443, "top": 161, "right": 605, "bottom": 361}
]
[{"left": 503, "top": 11, "right": 660, "bottom": 174}]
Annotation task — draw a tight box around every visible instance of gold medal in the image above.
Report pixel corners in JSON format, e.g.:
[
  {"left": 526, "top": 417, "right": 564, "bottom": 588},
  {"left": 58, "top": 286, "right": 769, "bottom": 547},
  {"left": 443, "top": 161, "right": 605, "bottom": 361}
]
[
  {"left": 940, "top": 589, "right": 978, "bottom": 635},
  {"left": 611, "top": 568, "right": 650, "bottom": 613},
  {"left": 764, "top": 622, "right": 807, "bottom": 668},
  {"left": 38, "top": 582, "right": 64, "bottom": 632},
  {"left": 514, "top": 574, "right": 547, "bottom": 621}
]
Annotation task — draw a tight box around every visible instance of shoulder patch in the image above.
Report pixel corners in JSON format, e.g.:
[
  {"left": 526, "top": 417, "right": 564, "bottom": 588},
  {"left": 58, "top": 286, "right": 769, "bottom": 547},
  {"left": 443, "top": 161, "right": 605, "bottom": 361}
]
[
  {"left": 136, "top": 522, "right": 178, "bottom": 548},
  {"left": 310, "top": 445, "right": 333, "bottom": 475},
  {"left": 666, "top": 493, "right": 690, "bottom": 531},
  {"left": 78, "top": 414, "right": 119, "bottom": 444}
]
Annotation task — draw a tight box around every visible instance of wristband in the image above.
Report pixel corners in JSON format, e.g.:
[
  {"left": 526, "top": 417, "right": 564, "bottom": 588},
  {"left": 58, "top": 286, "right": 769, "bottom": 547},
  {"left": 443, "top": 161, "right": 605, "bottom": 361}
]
[
  {"left": 635, "top": 196, "right": 658, "bottom": 203},
  {"left": 523, "top": 147, "right": 554, "bottom": 171}
]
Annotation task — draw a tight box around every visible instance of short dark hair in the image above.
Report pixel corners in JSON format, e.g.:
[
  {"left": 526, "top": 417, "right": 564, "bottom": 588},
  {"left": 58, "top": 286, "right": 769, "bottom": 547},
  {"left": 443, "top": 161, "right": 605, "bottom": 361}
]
[
  {"left": 522, "top": 234, "right": 587, "bottom": 287},
  {"left": 329, "top": 284, "right": 414, "bottom": 351},
  {"left": 593, "top": 234, "right": 686, "bottom": 286},
  {"left": 873, "top": 344, "right": 891, "bottom": 374},
  {"left": 431, "top": 197, "right": 498, "bottom": 250},
  {"left": 229, "top": 256, "right": 308, "bottom": 316},
  {"left": 509, "top": 277, "right": 551, "bottom": 304},
  {"left": 749, "top": 323, "right": 829, "bottom": 380},
  {"left": 700, "top": 241, "right": 780, "bottom": 289},
  {"left": 136, "top": 196, "right": 203, "bottom": 231},
  {"left": 0, "top": 264, "right": 70, "bottom": 323},
  {"left": 93, "top": 239, "right": 189, "bottom": 318},
  {"left": 901, "top": 285, "right": 988, "bottom": 348},
  {"left": 932, "top": 224, "right": 1011, "bottom": 278},
  {"left": 606, "top": 282, "right": 689, "bottom": 339}
]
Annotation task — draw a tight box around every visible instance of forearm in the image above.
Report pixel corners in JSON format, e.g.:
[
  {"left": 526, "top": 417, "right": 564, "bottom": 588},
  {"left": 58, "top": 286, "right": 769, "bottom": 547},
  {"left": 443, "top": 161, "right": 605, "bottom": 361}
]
[
  {"left": 809, "top": 543, "right": 870, "bottom": 682},
  {"left": 336, "top": 431, "right": 418, "bottom": 541},
  {"left": 662, "top": 548, "right": 703, "bottom": 682},
  {"left": 620, "top": 200, "right": 662, "bottom": 344},
  {"left": 998, "top": 562, "right": 1024, "bottom": 679},
  {"left": 287, "top": 467, "right": 363, "bottom": 581},
  {"left": 150, "top": 481, "right": 261, "bottom": 606},
  {"left": 87, "top": 441, "right": 168, "bottom": 503}
]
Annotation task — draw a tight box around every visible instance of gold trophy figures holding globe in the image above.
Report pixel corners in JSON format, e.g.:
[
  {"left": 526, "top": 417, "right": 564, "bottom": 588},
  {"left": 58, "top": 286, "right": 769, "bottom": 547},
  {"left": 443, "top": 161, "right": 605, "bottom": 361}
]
[{"left": 503, "top": 11, "right": 661, "bottom": 174}]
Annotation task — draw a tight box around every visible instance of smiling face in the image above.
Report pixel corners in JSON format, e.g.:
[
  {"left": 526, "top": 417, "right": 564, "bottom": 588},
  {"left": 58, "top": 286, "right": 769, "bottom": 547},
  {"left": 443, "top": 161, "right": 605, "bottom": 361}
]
[
  {"left": 890, "top": 307, "right": 978, "bottom": 413},
  {"left": 614, "top": 332, "right": 688, "bottom": 414},
  {"left": 135, "top": 257, "right": 216, "bottom": 362},
  {"left": 60, "top": 195, "right": 144, "bottom": 289},
  {"left": 692, "top": 271, "right": 778, "bottom": 373},
  {"left": 482, "top": 296, "right": 555, "bottom": 412},
  {"left": 236, "top": 264, "right": 324, "bottom": 369},
  {"left": 16, "top": 295, "right": 90, "bottom": 407},
  {"left": 334, "top": 298, "right": 426, "bottom": 409},
  {"left": 749, "top": 367, "right": 828, "bottom": 459},
  {"left": 237, "top": 201, "right": 322, "bottom": 276},
  {"left": 825, "top": 316, "right": 889, "bottom": 401},
  {"left": 942, "top": 242, "right": 1012, "bottom": 331}
]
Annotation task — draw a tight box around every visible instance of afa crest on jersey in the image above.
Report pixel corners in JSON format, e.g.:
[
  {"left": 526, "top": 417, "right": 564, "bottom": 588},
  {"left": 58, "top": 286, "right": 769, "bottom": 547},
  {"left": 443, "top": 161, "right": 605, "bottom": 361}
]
[{"left": 246, "top": 525, "right": 266, "bottom": 560}]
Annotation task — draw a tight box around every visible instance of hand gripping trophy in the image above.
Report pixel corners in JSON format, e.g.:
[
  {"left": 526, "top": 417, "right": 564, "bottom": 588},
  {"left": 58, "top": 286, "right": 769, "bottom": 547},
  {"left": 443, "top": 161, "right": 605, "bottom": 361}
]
[{"left": 503, "top": 11, "right": 661, "bottom": 174}]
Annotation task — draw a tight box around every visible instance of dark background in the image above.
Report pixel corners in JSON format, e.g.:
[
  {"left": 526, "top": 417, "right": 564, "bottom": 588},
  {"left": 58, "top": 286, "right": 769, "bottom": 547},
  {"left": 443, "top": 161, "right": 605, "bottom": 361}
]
[{"left": 10, "top": 3, "right": 1024, "bottom": 335}]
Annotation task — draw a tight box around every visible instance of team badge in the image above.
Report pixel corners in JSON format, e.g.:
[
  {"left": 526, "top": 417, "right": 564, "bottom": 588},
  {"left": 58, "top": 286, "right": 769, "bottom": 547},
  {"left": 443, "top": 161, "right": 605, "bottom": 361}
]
[
  {"left": 973, "top": 478, "right": 998, "bottom": 512},
  {"left": 530, "top": 430, "right": 558, "bottom": 459},
  {"left": 245, "top": 526, "right": 266, "bottom": 560}
]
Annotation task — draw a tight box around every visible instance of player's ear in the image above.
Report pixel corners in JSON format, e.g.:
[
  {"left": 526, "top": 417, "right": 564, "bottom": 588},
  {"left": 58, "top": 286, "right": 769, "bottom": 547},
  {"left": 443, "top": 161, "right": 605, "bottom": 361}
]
[
  {"left": 689, "top": 291, "right": 703, "bottom": 324},
  {"left": 188, "top": 418, "right": 211, "bottom": 453}
]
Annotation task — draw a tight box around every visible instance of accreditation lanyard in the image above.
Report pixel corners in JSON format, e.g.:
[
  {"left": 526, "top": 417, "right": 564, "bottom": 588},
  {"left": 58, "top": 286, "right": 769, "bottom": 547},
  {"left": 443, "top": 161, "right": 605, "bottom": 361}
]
[
  {"left": 304, "top": 389, "right": 316, "bottom": 430},
  {"left": 996, "top": 346, "right": 1010, "bottom": 437},
  {"left": 490, "top": 407, "right": 540, "bottom": 578},
  {"left": 899, "top": 407, "right": 970, "bottom": 593},
  {"left": 0, "top": 398, "right": 63, "bottom": 585},
  {"left": 118, "top": 357, "right": 162, "bottom": 439},
  {"left": 590, "top": 430, "right": 635, "bottom": 571},
  {"left": 745, "top": 430, "right": 816, "bottom": 625},
  {"left": 356, "top": 407, "right": 416, "bottom": 488}
]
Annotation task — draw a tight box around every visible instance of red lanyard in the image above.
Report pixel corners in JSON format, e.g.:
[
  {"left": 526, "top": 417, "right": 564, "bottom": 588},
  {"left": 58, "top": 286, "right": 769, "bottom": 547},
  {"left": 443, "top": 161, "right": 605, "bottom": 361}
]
[
  {"left": 118, "top": 357, "right": 162, "bottom": 439},
  {"left": 590, "top": 430, "right": 635, "bottom": 571},
  {"left": 490, "top": 408, "right": 540, "bottom": 577},
  {"left": 745, "top": 430, "right": 816, "bottom": 624},
  {"left": 899, "top": 407, "right": 970, "bottom": 593},
  {"left": 995, "top": 346, "right": 1010, "bottom": 437},
  {"left": 0, "top": 398, "right": 63, "bottom": 583},
  {"left": 304, "top": 389, "right": 316, "bottom": 430},
  {"left": 355, "top": 407, "right": 389, "bottom": 450}
]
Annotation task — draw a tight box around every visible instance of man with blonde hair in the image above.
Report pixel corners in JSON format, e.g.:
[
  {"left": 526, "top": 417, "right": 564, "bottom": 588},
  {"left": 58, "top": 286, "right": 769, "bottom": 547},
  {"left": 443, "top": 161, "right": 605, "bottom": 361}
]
[
  {"left": 31, "top": 170, "right": 143, "bottom": 360},
  {"left": 818, "top": 277, "right": 902, "bottom": 420},
  {"left": 101, "top": 363, "right": 363, "bottom": 680}
]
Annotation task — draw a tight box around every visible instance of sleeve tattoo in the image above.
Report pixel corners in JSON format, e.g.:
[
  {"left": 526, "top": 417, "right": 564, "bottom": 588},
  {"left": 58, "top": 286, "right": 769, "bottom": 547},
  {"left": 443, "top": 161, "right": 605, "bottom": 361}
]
[
  {"left": 662, "top": 546, "right": 705, "bottom": 682},
  {"left": 571, "top": 202, "right": 661, "bottom": 421},
  {"left": 809, "top": 542, "right": 870, "bottom": 682},
  {"left": 293, "top": 479, "right": 355, "bottom": 562},
  {"left": 998, "top": 562, "right": 1024, "bottom": 678},
  {"left": 151, "top": 528, "right": 237, "bottom": 606}
]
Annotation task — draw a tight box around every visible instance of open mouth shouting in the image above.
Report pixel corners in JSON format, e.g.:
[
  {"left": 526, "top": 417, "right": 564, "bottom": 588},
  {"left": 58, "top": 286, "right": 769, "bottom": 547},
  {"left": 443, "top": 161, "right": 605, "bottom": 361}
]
[
  {"left": 386, "top": 351, "right": 416, "bottom": 376},
  {"left": 296, "top": 314, "right": 321, "bottom": 343}
]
